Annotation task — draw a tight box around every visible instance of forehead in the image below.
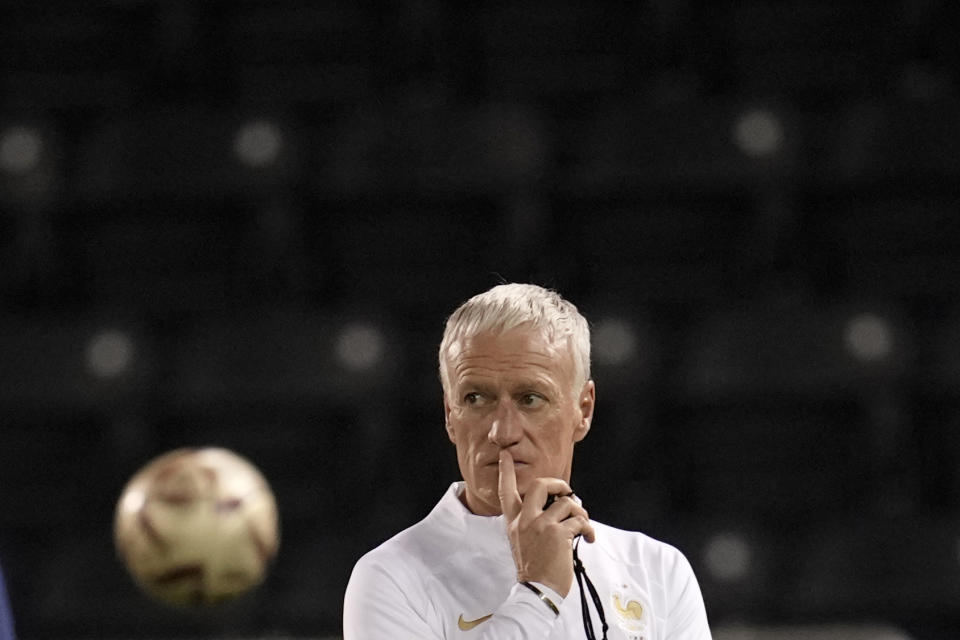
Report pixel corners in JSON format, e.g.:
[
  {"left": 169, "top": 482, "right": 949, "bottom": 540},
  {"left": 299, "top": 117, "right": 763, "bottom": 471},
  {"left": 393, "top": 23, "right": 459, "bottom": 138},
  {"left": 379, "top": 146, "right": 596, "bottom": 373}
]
[{"left": 446, "top": 327, "right": 575, "bottom": 385}]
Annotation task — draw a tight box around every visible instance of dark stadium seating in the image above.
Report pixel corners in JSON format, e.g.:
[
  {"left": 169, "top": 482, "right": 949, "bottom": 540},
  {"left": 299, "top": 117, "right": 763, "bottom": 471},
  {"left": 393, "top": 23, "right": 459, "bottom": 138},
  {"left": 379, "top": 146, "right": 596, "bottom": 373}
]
[{"left": 1, "top": 2, "right": 958, "bottom": 638}]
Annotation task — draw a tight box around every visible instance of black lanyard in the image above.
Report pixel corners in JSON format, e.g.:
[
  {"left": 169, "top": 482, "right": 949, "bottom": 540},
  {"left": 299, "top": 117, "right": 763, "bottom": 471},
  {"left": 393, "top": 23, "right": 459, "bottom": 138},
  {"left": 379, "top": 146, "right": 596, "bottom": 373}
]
[{"left": 573, "top": 538, "right": 608, "bottom": 640}]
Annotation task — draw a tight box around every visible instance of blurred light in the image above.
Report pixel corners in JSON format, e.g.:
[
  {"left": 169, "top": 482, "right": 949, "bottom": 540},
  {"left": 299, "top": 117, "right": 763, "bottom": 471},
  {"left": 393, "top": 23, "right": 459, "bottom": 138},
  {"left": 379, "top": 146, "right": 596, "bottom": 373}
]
[
  {"left": 732, "top": 108, "right": 783, "bottom": 158},
  {"left": 334, "top": 322, "right": 385, "bottom": 372},
  {"left": 234, "top": 119, "right": 283, "bottom": 168},
  {"left": 0, "top": 126, "right": 43, "bottom": 174},
  {"left": 844, "top": 313, "right": 893, "bottom": 363},
  {"left": 86, "top": 329, "right": 135, "bottom": 378},
  {"left": 593, "top": 318, "right": 638, "bottom": 366},
  {"left": 703, "top": 531, "right": 752, "bottom": 583}
]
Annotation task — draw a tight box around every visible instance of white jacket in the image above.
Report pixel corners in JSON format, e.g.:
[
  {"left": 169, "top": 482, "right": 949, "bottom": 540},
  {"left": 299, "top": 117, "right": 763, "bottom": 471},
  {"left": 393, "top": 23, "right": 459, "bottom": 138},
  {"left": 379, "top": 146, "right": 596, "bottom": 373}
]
[{"left": 344, "top": 482, "right": 712, "bottom": 640}]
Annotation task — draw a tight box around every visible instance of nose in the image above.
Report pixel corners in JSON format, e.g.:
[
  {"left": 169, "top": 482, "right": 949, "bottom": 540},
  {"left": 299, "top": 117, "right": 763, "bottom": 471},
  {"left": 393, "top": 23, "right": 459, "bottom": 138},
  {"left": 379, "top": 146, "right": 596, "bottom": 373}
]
[{"left": 488, "top": 401, "right": 523, "bottom": 448}]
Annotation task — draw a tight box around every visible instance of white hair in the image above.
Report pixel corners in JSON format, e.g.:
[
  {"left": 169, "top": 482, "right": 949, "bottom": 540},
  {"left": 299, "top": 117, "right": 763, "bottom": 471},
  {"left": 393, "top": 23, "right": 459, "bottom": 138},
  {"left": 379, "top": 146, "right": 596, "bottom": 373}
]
[{"left": 438, "top": 283, "right": 591, "bottom": 395}]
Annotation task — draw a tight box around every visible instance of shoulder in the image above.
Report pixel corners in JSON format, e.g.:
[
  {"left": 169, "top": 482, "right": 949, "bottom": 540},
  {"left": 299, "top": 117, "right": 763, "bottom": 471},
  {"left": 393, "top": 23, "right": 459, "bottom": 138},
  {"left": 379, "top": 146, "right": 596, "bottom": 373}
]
[
  {"left": 343, "top": 514, "right": 455, "bottom": 637},
  {"left": 350, "top": 515, "right": 442, "bottom": 582},
  {"left": 591, "top": 521, "right": 697, "bottom": 577},
  {"left": 344, "top": 514, "right": 444, "bottom": 624},
  {"left": 348, "top": 492, "right": 472, "bottom": 585}
]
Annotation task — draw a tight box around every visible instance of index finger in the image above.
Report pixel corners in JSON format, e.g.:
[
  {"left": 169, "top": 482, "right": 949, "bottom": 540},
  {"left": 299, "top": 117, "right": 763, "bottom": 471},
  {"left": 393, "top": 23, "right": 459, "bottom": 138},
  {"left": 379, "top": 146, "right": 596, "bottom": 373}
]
[{"left": 497, "top": 450, "right": 522, "bottom": 520}]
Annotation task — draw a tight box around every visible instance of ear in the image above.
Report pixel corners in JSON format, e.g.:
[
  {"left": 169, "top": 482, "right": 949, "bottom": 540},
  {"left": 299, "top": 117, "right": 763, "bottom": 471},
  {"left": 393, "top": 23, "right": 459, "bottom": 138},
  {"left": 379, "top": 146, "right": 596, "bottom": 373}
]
[
  {"left": 444, "top": 394, "right": 457, "bottom": 444},
  {"left": 573, "top": 380, "right": 595, "bottom": 443}
]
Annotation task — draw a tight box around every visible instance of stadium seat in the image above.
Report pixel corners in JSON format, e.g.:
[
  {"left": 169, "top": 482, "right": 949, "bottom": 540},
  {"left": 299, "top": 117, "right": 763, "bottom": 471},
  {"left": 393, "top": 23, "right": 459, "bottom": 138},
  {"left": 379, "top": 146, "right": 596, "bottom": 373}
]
[
  {"left": 676, "top": 301, "right": 910, "bottom": 401},
  {"left": 784, "top": 515, "right": 960, "bottom": 627}
]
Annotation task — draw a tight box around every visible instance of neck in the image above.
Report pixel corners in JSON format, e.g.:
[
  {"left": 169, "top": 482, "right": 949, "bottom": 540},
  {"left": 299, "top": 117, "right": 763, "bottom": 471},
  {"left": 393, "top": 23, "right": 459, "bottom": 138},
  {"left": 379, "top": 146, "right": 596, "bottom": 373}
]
[{"left": 458, "top": 484, "right": 502, "bottom": 516}]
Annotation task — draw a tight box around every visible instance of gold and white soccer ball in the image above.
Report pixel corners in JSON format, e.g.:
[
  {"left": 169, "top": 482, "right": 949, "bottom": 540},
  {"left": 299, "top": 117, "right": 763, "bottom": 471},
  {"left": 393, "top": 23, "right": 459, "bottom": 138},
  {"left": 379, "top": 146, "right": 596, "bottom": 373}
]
[{"left": 114, "top": 447, "right": 280, "bottom": 606}]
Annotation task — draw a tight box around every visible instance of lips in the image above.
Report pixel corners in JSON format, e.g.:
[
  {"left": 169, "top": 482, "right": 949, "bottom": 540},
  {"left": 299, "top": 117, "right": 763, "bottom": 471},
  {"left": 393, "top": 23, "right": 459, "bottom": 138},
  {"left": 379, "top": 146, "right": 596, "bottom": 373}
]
[{"left": 483, "top": 458, "right": 528, "bottom": 468}]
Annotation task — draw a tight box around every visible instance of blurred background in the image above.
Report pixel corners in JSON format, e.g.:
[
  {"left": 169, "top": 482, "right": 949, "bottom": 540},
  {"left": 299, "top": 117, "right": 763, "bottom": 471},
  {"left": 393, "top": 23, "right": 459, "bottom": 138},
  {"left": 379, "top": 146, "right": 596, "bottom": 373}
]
[{"left": 1, "top": 0, "right": 960, "bottom": 638}]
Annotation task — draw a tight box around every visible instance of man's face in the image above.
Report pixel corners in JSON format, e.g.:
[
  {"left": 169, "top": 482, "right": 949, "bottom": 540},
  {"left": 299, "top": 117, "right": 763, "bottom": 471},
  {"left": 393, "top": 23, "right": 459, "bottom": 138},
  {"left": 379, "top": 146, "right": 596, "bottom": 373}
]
[{"left": 443, "top": 326, "right": 595, "bottom": 516}]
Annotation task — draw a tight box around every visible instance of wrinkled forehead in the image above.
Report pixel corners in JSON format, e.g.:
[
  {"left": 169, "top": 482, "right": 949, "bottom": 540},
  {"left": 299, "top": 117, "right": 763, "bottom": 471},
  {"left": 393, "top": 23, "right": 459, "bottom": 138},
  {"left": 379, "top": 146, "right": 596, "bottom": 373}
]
[{"left": 444, "top": 325, "right": 577, "bottom": 382}]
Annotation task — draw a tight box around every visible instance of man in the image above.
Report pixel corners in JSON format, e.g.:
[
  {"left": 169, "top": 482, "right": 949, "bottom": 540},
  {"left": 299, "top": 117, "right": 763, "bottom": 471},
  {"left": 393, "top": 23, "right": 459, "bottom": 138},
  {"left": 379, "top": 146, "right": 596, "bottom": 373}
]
[{"left": 344, "top": 283, "right": 711, "bottom": 639}]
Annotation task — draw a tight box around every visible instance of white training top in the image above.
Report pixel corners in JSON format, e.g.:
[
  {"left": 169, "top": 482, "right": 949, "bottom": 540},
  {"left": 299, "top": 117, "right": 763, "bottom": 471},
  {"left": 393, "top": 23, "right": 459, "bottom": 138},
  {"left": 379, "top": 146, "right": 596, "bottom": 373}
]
[{"left": 343, "top": 482, "right": 712, "bottom": 640}]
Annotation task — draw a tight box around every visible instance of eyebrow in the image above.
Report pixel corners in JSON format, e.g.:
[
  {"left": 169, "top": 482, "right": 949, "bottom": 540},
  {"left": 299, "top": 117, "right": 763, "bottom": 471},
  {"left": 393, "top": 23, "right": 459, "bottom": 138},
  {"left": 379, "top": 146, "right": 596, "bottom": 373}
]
[{"left": 455, "top": 378, "right": 496, "bottom": 394}]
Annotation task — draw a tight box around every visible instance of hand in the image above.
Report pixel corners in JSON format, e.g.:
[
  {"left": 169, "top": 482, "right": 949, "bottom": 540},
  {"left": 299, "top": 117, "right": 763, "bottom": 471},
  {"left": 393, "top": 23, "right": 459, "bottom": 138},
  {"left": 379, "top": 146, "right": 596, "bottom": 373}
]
[{"left": 497, "top": 450, "right": 596, "bottom": 597}]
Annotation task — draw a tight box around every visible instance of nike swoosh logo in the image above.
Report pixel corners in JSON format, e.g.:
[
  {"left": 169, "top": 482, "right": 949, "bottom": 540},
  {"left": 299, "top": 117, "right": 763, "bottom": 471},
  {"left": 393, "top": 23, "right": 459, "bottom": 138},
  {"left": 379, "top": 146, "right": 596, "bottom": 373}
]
[{"left": 458, "top": 613, "right": 493, "bottom": 630}]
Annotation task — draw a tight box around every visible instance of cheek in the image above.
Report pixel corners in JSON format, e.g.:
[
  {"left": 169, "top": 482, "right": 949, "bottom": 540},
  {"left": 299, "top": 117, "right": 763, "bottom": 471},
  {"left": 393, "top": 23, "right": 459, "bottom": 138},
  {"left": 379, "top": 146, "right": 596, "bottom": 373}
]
[
  {"left": 536, "top": 411, "right": 570, "bottom": 443},
  {"left": 445, "top": 404, "right": 466, "bottom": 439},
  {"left": 449, "top": 419, "right": 482, "bottom": 455},
  {"left": 530, "top": 416, "right": 578, "bottom": 459}
]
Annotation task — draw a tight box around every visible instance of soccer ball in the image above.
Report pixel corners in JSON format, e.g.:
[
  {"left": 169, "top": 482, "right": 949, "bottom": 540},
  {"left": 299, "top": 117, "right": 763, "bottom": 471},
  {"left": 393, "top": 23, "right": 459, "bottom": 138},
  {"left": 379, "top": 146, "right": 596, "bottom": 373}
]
[{"left": 114, "top": 447, "right": 280, "bottom": 606}]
